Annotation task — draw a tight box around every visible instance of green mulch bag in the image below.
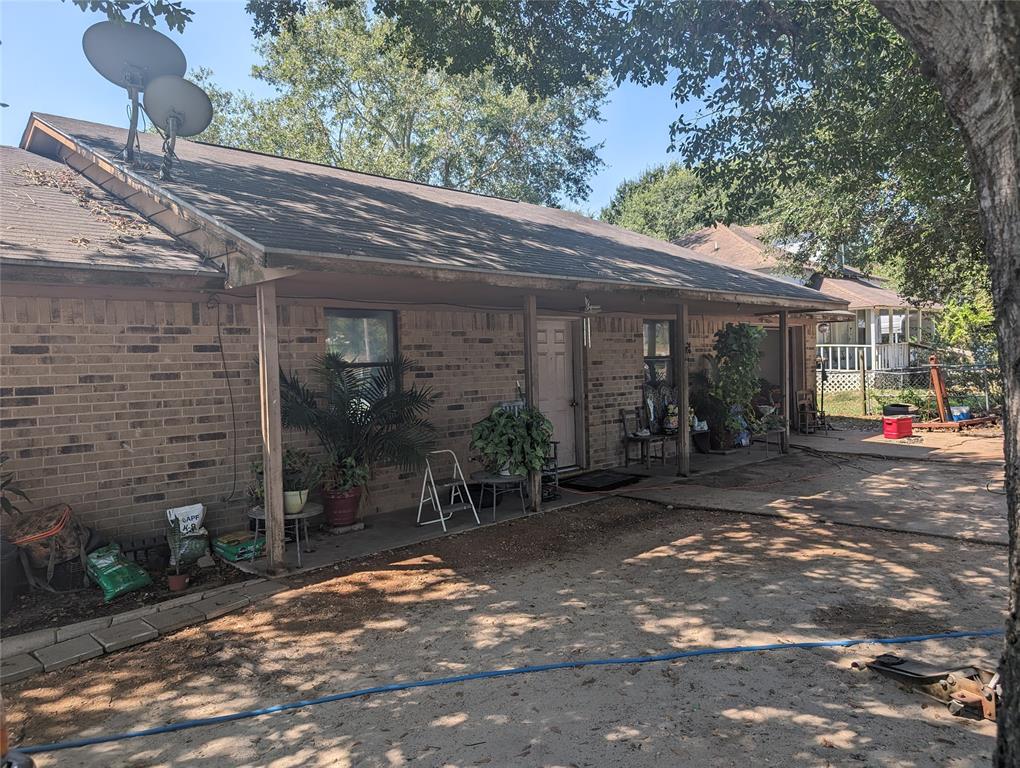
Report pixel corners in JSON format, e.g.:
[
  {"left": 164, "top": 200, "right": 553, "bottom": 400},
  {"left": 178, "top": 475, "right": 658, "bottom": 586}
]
[{"left": 86, "top": 543, "right": 152, "bottom": 602}]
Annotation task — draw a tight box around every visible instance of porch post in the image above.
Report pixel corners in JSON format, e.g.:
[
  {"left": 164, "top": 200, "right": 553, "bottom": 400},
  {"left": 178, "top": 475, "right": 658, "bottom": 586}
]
[
  {"left": 256, "top": 281, "right": 285, "bottom": 573},
  {"left": 779, "top": 310, "right": 790, "bottom": 451},
  {"left": 673, "top": 304, "right": 690, "bottom": 477},
  {"left": 523, "top": 294, "right": 541, "bottom": 513}
]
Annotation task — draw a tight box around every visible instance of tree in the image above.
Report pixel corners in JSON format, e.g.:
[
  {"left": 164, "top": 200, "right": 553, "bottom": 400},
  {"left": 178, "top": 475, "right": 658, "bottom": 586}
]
[
  {"left": 193, "top": 6, "right": 606, "bottom": 205},
  {"left": 599, "top": 164, "right": 769, "bottom": 242}
]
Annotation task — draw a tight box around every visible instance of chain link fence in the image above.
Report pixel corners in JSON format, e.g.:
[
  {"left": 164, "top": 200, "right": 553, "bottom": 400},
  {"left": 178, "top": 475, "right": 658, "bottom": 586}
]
[{"left": 816, "top": 364, "right": 1002, "bottom": 418}]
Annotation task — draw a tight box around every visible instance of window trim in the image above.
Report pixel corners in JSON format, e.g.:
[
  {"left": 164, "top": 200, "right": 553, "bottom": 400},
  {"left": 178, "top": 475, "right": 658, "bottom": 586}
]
[
  {"left": 643, "top": 319, "right": 674, "bottom": 385},
  {"left": 324, "top": 308, "right": 398, "bottom": 371}
]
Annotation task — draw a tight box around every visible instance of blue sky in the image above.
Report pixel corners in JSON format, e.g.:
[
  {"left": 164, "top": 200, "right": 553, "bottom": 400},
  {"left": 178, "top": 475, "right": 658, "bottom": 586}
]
[{"left": 1, "top": 0, "right": 688, "bottom": 213}]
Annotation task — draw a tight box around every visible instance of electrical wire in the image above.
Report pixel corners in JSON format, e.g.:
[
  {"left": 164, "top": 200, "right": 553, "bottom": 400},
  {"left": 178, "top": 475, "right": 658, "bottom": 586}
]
[
  {"left": 208, "top": 296, "right": 239, "bottom": 503},
  {"left": 16, "top": 627, "right": 1003, "bottom": 755}
]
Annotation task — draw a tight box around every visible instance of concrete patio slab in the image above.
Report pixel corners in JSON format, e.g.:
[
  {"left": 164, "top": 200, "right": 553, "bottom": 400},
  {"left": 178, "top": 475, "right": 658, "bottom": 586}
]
[
  {"left": 143, "top": 605, "right": 204, "bottom": 634},
  {"left": 624, "top": 451, "right": 1007, "bottom": 545},
  {"left": 91, "top": 620, "right": 158, "bottom": 653},
  {"left": 1, "top": 653, "right": 43, "bottom": 684},
  {"left": 33, "top": 635, "right": 103, "bottom": 672},
  {"left": 793, "top": 427, "right": 1004, "bottom": 465}
]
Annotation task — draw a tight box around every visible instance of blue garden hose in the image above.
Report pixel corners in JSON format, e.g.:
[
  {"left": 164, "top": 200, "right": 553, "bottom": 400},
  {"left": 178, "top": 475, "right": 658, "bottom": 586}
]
[{"left": 16, "top": 627, "right": 1003, "bottom": 755}]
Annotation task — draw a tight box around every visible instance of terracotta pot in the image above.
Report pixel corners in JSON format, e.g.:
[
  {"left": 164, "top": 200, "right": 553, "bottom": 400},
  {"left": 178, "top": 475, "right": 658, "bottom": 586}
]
[
  {"left": 284, "top": 489, "right": 308, "bottom": 515},
  {"left": 322, "top": 486, "right": 362, "bottom": 527},
  {"left": 168, "top": 573, "right": 189, "bottom": 592}
]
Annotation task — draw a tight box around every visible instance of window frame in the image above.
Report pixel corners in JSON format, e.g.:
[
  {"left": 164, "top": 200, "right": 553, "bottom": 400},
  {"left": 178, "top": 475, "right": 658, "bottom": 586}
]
[
  {"left": 324, "top": 308, "right": 398, "bottom": 379},
  {"left": 643, "top": 319, "right": 674, "bottom": 386}
]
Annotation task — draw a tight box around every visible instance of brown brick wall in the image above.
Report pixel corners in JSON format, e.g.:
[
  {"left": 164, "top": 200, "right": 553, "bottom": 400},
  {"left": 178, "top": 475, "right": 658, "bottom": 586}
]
[{"left": 1, "top": 290, "right": 814, "bottom": 541}]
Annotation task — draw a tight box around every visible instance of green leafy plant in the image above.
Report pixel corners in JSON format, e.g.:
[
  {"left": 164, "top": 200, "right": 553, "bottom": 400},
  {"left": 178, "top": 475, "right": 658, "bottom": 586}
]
[
  {"left": 471, "top": 406, "right": 553, "bottom": 476},
  {"left": 0, "top": 452, "right": 30, "bottom": 515},
  {"left": 280, "top": 353, "right": 436, "bottom": 488},
  {"left": 282, "top": 448, "right": 321, "bottom": 492},
  {"left": 688, "top": 324, "right": 766, "bottom": 446},
  {"left": 320, "top": 455, "right": 370, "bottom": 494},
  {"left": 166, "top": 516, "right": 186, "bottom": 576}
]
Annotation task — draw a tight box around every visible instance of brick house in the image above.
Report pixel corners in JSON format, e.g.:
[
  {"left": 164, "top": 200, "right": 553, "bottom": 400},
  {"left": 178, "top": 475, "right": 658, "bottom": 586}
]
[{"left": 2, "top": 114, "right": 846, "bottom": 567}]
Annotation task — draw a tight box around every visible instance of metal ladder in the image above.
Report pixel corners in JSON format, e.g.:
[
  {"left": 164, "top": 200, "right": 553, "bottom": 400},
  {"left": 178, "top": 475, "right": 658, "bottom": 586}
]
[{"left": 416, "top": 450, "right": 480, "bottom": 531}]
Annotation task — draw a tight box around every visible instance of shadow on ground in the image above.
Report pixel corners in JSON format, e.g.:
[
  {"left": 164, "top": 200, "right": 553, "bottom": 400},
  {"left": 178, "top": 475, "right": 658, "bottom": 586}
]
[{"left": 6, "top": 497, "right": 1005, "bottom": 767}]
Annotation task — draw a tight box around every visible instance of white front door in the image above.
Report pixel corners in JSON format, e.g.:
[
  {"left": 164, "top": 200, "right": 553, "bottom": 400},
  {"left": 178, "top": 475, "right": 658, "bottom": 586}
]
[{"left": 537, "top": 319, "right": 577, "bottom": 466}]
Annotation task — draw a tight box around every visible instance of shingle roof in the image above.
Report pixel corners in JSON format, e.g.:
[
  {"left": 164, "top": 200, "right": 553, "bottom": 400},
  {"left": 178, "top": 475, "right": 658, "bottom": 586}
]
[
  {"left": 812, "top": 275, "right": 909, "bottom": 310},
  {"left": 674, "top": 223, "right": 783, "bottom": 271},
  {"left": 28, "top": 114, "right": 845, "bottom": 308},
  {"left": 0, "top": 146, "right": 217, "bottom": 276}
]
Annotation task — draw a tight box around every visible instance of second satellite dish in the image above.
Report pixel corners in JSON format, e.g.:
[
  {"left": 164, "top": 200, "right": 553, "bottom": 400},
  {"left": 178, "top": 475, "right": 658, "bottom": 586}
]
[
  {"left": 143, "top": 75, "right": 213, "bottom": 138},
  {"left": 143, "top": 75, "right": 213, "bottom": 180}
]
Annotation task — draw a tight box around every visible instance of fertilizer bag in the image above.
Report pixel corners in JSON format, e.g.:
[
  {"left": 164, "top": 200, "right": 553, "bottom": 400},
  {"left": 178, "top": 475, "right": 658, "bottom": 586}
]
[
  {"left": 166, "top": 504, "right": 210, "bottom": 566},
  {"left": 86, "top": 543, "right": 152, "bottom": 602}
]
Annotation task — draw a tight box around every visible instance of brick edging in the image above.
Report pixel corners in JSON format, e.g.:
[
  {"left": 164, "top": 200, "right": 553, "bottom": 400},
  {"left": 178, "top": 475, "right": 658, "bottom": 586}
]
[{"left": 0, "top": 578, "right": 290, "bottom": 684}]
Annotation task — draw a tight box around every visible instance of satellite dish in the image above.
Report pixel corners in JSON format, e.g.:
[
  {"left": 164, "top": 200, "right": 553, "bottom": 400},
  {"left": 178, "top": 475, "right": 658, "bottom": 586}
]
[
  {"left": 82, "top": 21, "right": 187, "bottom": 165},
  {"left": 143, "top": 75, "right": 213, "bottom": 180}
]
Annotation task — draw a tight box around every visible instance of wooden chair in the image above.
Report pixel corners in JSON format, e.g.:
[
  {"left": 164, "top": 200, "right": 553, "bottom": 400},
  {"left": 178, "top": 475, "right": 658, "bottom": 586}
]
[
  {"left": 621, "top": 408, "right": 667, "bottom": 468},
  {"left": 796, "top": 389, "right": 825, "bottom": 433}
]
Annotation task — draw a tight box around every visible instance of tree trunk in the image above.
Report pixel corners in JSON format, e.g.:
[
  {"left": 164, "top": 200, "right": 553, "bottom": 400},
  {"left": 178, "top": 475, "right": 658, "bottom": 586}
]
[{"left": 872, "top": 2, "right": 1019, "bottom": 764}]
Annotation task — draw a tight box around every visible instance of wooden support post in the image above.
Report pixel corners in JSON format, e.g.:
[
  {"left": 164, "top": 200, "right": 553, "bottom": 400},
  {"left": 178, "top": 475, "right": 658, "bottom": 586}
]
[
  {"left": 523, "top": 295, "right": 541, "bottom": 513},
  {"left": 779, "top": 310, "right": 790, "bottom": 451},
  {"left": 673, "top": 304, "right": 690, "bottom": 477},
  {"left": 256, "top": 281, "right": 285, "bottom": 573}
]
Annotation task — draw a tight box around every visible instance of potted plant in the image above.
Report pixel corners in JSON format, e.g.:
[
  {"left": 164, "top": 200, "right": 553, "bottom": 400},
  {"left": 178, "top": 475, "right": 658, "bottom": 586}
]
[
  {"left": 0, "top": 452, "right": 30, "bottom": 515},
  {"left": 689, "top": 323, "right": 766, "bottom": 450},
  {"left": 166, "top": 516, "right": 189, "bottom": 591},
  {"left": 280, "top": 354, "right": 436, "bottom": 528},
  {"left": 319, "top": 456, "right": 370, "bottom": 526},
  {"left": 282, "top": 448, "right": 320, "bottom": 515},
  {"left": 471, "top": 406, "right": 553, "bottom": 477}
]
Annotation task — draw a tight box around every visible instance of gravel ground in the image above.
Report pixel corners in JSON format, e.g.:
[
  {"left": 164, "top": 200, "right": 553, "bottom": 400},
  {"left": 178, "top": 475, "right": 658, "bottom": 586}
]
[{"left": 4, "top": 497, "right": 1005, "bottom": 767}]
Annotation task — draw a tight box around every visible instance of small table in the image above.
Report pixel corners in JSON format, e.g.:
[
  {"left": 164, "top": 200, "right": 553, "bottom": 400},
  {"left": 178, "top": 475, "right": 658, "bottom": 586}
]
[
  {"left": 755, "top": 429, "right": 785, "bottom": 457},
  {"left": 248, "top": 504, "right": 322, "bottom": 567},
  {"left": 470, "top": 471, "right": 527, "bottom": 521}
]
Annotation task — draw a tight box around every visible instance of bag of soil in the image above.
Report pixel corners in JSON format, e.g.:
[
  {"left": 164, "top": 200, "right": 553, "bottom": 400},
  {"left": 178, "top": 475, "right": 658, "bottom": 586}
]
[
  {"left": 166, "top": 504, "right": 210, "bottom": 567},
  {"left": 86, "top": 543, "right": 152, "bottom": 602}
]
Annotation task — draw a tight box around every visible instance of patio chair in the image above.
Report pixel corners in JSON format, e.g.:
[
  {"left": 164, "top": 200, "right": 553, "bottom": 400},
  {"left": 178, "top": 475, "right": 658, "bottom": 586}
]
[
  {"left": 621, "top": 408, "right": 667, "bottom": 468},
  {"left": 796, "top": 389, "right": 826, "bottom": 434}
]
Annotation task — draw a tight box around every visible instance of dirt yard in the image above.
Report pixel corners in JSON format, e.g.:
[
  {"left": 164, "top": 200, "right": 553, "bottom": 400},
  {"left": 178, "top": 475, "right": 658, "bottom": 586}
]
[{"left": 3, "top": 491, "right": 1005, "bottom": 768}]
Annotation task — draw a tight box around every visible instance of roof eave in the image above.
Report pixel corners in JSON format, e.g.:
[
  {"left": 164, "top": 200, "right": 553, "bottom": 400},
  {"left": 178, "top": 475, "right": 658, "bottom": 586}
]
[{"left": 264, "top": 246, "right": 849, "bottom": 313}]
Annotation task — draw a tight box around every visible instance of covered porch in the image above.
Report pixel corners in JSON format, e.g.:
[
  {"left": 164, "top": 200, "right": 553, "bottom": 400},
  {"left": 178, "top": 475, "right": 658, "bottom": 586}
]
[{"left": 234, "top": 257, "right": 835, "bottom": 574}]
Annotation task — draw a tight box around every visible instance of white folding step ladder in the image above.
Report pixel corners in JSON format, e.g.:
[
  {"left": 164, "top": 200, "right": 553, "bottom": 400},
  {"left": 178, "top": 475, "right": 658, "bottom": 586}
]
[{"left": 416, "top": 449, "right": 480, "bottom": 531}]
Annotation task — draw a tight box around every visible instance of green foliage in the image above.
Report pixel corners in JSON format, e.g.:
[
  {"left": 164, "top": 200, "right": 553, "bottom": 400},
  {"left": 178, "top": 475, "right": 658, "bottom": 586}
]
[
  {"left": 470, "top": 406, "right": 553, "bottom": 477},
  {"left": 875, "top": 388, "right": 937, "bottom": 422},
  {"left": 0, "top": 452, "right": 30, "bottom": 515},
  {"left": 935, "top": 295, "right": 998, "bottom": 366},
  {"left": 279, "top": 353, "right": 436, "bottom": 483},
  {"left": 282, "top": 448, "right": 321, "bottom": 492},
  {"left": 710, "top": 323, "right": 766, "bottom": 422},
  {"left": 194, "top": 5, "right": 606, "bottom": 206},
  {"left": 599, "top": 164, "right": 749, "bottom": 241},
  {"left": 65, "top": 0, "right": 193, "bottom": 31},
  {"left": 320, "top": 455, "right": 370, "bottom": 494}
]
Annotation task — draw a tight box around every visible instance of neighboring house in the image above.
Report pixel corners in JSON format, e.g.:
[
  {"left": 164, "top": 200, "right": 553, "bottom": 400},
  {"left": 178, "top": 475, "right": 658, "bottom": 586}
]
[
  {"left": 676, "top": 223, "right": 937, "bottom": 373},
  {"left": 1, "top": 113, "right": 845, "bottom": 551}
]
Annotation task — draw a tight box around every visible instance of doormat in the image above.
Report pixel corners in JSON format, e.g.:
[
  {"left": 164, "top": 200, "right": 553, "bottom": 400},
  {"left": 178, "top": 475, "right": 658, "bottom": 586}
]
[{"left": 561, "top": 471, "right": 641, "bottom": 492}]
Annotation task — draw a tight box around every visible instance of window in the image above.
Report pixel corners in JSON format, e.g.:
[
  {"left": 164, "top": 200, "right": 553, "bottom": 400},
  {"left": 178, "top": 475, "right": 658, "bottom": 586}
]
[
  {"left": 325, "top": 309, "right": 396, "bottom": 380},
  {"left": 643, "top": 320, "right": 673, "bottom": 385}
]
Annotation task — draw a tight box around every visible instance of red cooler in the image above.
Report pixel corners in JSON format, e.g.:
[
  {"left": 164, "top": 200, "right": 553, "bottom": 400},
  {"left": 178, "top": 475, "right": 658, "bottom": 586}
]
[{"left": 882, "top": 415, "right": 913, "bottom": 439}]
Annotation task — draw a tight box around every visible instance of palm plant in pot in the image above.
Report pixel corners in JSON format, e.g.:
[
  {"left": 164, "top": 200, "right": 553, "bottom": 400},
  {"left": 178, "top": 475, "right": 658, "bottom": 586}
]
[{"left": 280, "top": 353, "right": 436, "bottom": 528}]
